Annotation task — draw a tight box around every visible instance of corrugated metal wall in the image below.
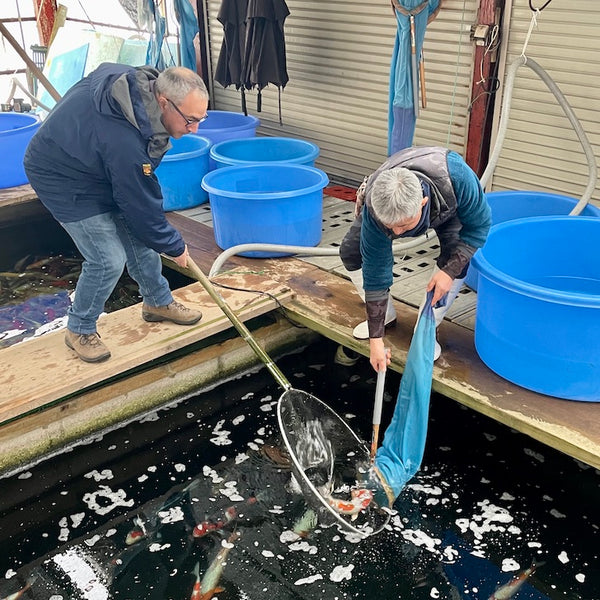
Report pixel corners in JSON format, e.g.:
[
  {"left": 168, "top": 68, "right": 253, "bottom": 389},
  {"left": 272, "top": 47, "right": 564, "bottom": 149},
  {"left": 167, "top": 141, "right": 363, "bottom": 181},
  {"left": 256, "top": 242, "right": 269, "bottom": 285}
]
[
  {"left": 205, "top": 0, "right": 478, "bottom": 184},
  {"left": 489, "top": 0, "right": 600, "bottom": 205}
]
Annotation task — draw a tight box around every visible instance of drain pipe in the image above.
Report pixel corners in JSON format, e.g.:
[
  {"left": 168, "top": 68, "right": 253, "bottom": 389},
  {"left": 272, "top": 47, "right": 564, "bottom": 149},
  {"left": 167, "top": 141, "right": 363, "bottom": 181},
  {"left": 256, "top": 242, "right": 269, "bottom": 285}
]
[
  {"left": 480, "top": 55, "right": 597, "bottom": 215},
  {"left": 208, "top": 234, "right": 433, "bottom": 277}
]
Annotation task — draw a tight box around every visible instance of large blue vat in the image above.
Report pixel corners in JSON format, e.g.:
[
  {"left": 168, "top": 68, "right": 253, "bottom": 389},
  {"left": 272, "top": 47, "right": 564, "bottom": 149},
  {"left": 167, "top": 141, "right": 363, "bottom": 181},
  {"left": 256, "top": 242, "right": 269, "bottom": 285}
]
[
  {"left": 466, "top": 191, "right": 600, "bottom": 290},
  {"left": 194, "top": 111, "right": 260, "bottom": 170},
  {"left": 155, "top": 135, "right": 211, "bottom": 211},
  {"left": 0, "top": 112, "right": 41, "bottom": 188},
  {"left": 472, "top": 216, "right": 600, "bottom": 401},
  {"left": 201, "top": 164, "right": 329, "bottom": 257},
  {"left": 209, "top": 137, "right": 319, "bottom": 169}
]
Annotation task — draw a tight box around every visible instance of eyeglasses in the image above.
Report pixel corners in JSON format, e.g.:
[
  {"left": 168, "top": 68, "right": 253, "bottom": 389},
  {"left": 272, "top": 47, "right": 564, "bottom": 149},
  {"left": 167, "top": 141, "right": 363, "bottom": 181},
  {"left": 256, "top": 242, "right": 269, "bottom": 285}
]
[{"left": 166, "top": 98, "right": 208, "bottom": 126}]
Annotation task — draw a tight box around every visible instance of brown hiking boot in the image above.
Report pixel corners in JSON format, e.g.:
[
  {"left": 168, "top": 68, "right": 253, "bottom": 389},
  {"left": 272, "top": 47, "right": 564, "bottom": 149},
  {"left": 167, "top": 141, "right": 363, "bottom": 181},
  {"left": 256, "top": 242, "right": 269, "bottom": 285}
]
[
  {"left": 65, "top": 330, "right": 111, "bottom": 363},
  {"left": 142, "top": 301, "right": 202, "bottom": 325}
]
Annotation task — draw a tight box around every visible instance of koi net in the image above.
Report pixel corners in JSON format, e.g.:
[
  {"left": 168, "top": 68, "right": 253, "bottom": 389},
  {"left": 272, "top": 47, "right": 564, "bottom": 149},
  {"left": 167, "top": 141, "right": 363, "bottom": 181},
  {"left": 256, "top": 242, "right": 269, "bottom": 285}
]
[{"left": 277, "top": 389, "right": 392, "bottom": 537}]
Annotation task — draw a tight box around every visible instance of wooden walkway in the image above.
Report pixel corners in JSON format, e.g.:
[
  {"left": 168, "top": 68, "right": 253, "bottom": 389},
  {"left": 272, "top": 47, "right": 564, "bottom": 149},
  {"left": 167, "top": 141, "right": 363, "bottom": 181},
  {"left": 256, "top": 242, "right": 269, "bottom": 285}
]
[{"left": 1, "top": 187, "right": 599, "bottom": 473}]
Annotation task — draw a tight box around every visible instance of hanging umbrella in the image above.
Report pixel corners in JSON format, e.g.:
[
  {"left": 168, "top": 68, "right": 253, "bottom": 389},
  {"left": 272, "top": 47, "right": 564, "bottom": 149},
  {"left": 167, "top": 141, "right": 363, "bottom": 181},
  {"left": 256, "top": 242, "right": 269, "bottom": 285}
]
[
  {"left": 388, "top": 0, "right": 441, "bottom": 155},
  {"left": 214, "top": 0, "right": 249, "bottom": 110},
  {"left": 242, "top": 0, "right": 290, "bottom": 123}
]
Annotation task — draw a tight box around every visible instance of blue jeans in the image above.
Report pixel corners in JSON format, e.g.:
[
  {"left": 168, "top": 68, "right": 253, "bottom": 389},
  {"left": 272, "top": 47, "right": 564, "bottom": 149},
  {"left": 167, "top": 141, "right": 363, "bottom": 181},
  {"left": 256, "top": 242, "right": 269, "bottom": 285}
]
[{"left": 61, "top": 211, "right": 173, "bottom": 334}]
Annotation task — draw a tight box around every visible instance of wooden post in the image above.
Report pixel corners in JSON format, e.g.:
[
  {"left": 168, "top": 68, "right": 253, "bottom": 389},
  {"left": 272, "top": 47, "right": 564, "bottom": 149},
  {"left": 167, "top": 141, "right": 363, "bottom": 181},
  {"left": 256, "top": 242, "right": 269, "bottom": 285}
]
[
  {"left": 465, "top": 0, "right": 500, "bottom": 177},
  {"left": 0, "top": 21, "right": 61, "bottom": 103}
]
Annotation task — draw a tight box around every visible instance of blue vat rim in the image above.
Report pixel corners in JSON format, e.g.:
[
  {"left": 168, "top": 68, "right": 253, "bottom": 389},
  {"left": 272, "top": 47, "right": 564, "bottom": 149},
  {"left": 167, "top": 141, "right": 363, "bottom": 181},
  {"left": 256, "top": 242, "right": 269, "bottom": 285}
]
[
  {"left": 485, "top": 189, "right": 600, "bottom": 216},
  {"left": 472, "top": 215, "right": 600, "bottom": 308},
  {"left": 0, "top": 112, "right": 41, "bottom": 136},
  {"left": 201, "top": 164, "right": 329, "bottom": 200},
  {"left": 161, "top": 135, "right": 211, "bottom": 162},
  {"left": 209, "top": 137, "right": 320, "bottom": 165},
  {"left": 196, "top": 110, "right": 260, "bottom": 133}
]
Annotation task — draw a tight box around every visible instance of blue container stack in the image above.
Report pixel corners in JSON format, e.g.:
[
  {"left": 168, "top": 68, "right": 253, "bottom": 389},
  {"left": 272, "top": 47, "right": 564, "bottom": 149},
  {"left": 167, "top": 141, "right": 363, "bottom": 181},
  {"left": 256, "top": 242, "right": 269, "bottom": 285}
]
[
  {"left": 195, "top": 111, "right": 260, "bottom": 170},
  {"left": 209, "top": 137, "right": 319, "bottom": 169},
  {"left": 201, "top": 164, "right": 329, "bottom": 257},
  {"left": 472, "top": 216, "right": 600, "bottom": 402},
  {"left": 0, "top": 112, "right": 41, "bottom": 189},
  {"left": 155, "top": 135, "right": 211, "bottom": 211}
]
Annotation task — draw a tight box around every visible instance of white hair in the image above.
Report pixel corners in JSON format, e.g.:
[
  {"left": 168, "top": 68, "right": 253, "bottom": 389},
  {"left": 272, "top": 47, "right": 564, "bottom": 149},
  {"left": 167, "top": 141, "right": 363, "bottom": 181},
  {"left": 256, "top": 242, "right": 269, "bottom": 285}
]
[
  {"left": 370, "top": 167, "right": 423, "bottom": 225},
  {"left": 155, "top": 66, "right": 208, "bottom": 104}
]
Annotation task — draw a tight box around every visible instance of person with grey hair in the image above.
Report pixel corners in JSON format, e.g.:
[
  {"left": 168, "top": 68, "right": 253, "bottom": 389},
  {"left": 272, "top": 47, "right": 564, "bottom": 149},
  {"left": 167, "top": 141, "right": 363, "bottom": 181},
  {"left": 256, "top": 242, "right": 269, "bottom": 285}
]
[
  {"left": 338, "top": 146, "right": 491, "bottom": 371},
  {"left": 24, "top": 63, "right": 210, "bottom": 363}
]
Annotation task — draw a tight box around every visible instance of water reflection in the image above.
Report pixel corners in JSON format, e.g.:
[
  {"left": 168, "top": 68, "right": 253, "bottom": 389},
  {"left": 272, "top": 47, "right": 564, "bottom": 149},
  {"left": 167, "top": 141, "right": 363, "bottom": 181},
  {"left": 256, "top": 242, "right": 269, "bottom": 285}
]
[{"left": 0, "top": 342, "right": 597, "bottom": 599}]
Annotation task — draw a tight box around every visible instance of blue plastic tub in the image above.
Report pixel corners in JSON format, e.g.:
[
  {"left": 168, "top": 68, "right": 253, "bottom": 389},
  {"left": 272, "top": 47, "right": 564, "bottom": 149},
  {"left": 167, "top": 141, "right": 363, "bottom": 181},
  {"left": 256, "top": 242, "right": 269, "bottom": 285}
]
[
  {"left": 155, "top": 135, "right": 211, "bottom": 211},
  {"left": 194, "top": 111, "right": 260, "bottom": 170},
  {"left": 0, "top": 112, "right": 41, "bottom": 189},
  {"left": 201, "top": 164, "right": 329, "bottom": 257},
  {"left": 466, "top": 191, "right": 600, "bottom": 290},
  {"left": 209, "top": 137, "right": 319, "bottom": 169},
  {"left": 472, "top": 216, "right": 600, "bottom": 401}
]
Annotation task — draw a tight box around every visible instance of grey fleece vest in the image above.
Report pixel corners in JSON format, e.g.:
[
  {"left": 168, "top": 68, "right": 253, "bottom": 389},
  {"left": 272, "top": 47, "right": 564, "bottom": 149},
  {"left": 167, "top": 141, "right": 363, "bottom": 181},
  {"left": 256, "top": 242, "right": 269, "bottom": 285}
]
[{"left": 365, "top": 146, "right": 457, "bottom": 231}]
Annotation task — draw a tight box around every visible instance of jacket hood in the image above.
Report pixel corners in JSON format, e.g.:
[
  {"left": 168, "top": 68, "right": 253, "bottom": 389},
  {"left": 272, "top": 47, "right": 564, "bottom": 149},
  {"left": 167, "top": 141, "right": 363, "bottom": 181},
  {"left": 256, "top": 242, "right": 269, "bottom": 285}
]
[{"left": 90, "top": 63, "right": 171, "bottom": 158}]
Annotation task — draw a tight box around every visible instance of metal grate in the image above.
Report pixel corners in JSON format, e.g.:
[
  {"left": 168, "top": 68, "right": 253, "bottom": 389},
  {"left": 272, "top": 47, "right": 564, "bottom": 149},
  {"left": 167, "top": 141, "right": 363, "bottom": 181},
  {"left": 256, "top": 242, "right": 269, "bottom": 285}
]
[{"left": 177, "top": 195, "right": 477, "bottom": 330}]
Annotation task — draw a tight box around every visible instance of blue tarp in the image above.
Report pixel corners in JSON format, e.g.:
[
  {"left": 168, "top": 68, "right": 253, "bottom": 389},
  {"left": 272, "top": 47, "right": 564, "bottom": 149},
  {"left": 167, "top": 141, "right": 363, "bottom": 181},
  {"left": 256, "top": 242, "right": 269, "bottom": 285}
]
[{"left": 375, "top": 290, "right": 436, "bottom": 499}]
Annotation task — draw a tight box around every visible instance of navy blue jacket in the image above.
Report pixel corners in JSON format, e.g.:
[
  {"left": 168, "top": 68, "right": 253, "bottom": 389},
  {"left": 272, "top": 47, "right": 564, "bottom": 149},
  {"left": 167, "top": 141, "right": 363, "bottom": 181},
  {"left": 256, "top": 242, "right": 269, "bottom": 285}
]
[{"left": 24, "top": 63, "right": 185, "bottom": 257}]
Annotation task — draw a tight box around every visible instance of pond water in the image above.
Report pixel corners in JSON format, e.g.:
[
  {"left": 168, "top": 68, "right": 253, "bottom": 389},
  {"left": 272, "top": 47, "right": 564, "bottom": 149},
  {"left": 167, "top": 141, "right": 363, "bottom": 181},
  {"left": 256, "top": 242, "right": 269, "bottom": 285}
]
[{"left": 0, "top": 340, "right": 597, "bottom": 599}]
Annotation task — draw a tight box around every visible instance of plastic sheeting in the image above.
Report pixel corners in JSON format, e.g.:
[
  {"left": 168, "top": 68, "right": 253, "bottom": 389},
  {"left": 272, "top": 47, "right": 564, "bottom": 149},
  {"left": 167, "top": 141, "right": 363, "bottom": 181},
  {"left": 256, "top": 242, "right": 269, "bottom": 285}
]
[{"left": 374, "top": 289, "right": 435, "bottom": 500}]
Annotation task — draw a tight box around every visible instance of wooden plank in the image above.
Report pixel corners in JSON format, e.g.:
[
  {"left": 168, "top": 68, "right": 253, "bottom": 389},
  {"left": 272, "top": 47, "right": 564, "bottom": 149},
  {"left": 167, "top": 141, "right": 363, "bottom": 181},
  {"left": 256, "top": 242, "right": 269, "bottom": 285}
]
[
  {"left": 0, "top": 272, "right": 293, "bottom": 424},
  {"left": 168, "top": 213, "right": 600, "bottom": 470}
]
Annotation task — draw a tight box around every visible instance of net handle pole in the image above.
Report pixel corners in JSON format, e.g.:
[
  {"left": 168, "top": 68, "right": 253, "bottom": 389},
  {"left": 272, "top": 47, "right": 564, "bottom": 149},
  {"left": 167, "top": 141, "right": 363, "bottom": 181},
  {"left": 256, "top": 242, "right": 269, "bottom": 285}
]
[
  {"left": 168, "top": 256, "right": 292, "bottom": 391},
  {"left": 370, "top": 366, "right": 387, "bottom": 463}
]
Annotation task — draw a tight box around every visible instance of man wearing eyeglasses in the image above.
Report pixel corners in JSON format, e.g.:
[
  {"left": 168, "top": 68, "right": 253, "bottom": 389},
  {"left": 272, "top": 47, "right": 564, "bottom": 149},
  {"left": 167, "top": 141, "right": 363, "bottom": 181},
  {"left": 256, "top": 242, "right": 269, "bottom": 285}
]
[{"left": 24, "top": 63, "right": 209, "bottom": 363}]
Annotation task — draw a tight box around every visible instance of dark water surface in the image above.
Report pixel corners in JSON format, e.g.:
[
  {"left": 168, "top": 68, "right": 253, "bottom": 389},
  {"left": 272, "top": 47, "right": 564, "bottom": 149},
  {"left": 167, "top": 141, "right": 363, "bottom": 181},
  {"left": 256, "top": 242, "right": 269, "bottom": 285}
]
[{"left": 0, "top": 339, "right": 597, "bottom": 599}]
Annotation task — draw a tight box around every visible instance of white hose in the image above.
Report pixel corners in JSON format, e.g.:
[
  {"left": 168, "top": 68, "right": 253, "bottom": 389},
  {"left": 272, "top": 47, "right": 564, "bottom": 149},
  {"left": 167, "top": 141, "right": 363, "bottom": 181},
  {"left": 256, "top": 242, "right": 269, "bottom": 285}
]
[
  {"left": 480, "top": 56, "right": 597, "bottom": 215},
  {"left": 208, "top": 233, "right": 432, "bottom": 277}
]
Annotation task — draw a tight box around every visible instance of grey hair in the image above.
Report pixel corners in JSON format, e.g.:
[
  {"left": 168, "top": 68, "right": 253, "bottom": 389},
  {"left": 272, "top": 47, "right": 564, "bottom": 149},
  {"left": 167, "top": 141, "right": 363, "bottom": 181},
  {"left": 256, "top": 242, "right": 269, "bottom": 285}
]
[
  {"left": 370, "top": 167, "right": 423, "bottom": 225},
  {"left": 155, "top": 67, "right": 209, "bottom": 104}
]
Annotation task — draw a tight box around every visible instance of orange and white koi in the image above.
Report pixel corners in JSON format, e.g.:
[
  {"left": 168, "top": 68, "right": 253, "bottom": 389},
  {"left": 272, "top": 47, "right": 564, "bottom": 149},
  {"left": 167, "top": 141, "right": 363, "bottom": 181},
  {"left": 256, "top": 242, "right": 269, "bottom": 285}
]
[
  {"left": 192, "top": 531, "right": 240, "bottom": 600},
  {"left": 327, "top": 487, "right": 373, "bottom": 519},
  {"left": 193, "top": 497, "right": 257, "bottom": 538},
  {"left": 489, "top": 562, "right": 539, "bottom": 600},
  {"left": 125, "top": 517, "right": 148, "bottom": 545}
]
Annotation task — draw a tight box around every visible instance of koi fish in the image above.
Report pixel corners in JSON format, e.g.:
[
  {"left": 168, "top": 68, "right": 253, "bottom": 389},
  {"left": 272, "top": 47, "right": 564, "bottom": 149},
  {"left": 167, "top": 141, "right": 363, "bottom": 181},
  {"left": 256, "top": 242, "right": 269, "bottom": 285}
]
[
  {"left": 193, "top": 497, "right": 257, "bottom": 538},
  {"left": 489, "top": 562, "right": 540, "bottom": 599},
  {"left": 190, "top": 562, "right": 202, "bottom": 600},
  {"left": 292, "top": 508, "right": 318, "bottom": 537},
  {"left": 125, "top": 517, "right": 148, "bottom": 545},
  {"left": 193, "top": 531, "right": 240, "bottom": 600},
  {"left": 327, "top": 487, "right": 373, "bottom": 519}
]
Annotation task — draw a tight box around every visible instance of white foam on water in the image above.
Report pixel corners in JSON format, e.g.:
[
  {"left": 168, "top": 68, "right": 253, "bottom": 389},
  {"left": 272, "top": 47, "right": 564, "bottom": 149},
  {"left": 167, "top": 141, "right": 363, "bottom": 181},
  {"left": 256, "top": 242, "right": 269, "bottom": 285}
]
[
  {"left": 329, "top": 564, "right": 354, "bottom": 582},
  {"left": 288, "top": 541, "right": 318, "bottom": 555},
  {"left": 84, "top": 535, "right": 102, "bottom": 547},
  {"left": 174, "top": 463, "right": 186, "bottom": 473},
  {"left": 148, "top": 543, "right": 171, "bottom": 552},
  {"left": 232, "top": 415, "right": 246, "bottom": 425},
  {"left": 17, "top": 471, "right": 32, "bottom": 479},
  {"left": 4, "top": 569, "right": 17, "bottom": 579},
  {"left": 501, "top": 558, "right": 520, "bottom": 572},
  {"left": 85, "top": 469, "right": 113, "bottom": 482},
  {"left": 235, "top": 452, "right": 250, "bottom": 464},
  {"left": 202, "top": 465, "right": 224, "bottom": 484},
  {"left": 550, "top": 508, "right": 566, "bottom": 519},
  {"left": 524, "top": 448, "right": 545, "bottom": 463},
  {"left": 576, "top": 573, "right": 585, "bottom": 583},
  {"left": 261, "top": 550, "right": 275, "bottom": 558},
  {"left": 430, "top": 586, "right": 440, "bottom": 598},
  {"left": 158, "top": 506, "right": 185, "bottom": 524},
  {"left": 558, "top": 551, "right": 569, "bottom": 564},
  {"left": 139, "top": 412, "right": 159, "bottom": 423},
  {"left": 52, "top": 549, "right": 109, "bottom": 600},
  {"left": 70, "top": 513, "right": 85, "bottom": 528},
  {"left": 137, "top": 474, "right": 149, "bottom": 483},
  {"left": 401, "top": 529, "right": 441, "bottom": 554},
  {"left": 82, "top": 485, "right": 134, "bottom": 516},
  {"left": 294, "top": 574, "right": 323, "bottom": 585},
  {"left": 210, "top": 420, "right": 232, "bottom": 446}
]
